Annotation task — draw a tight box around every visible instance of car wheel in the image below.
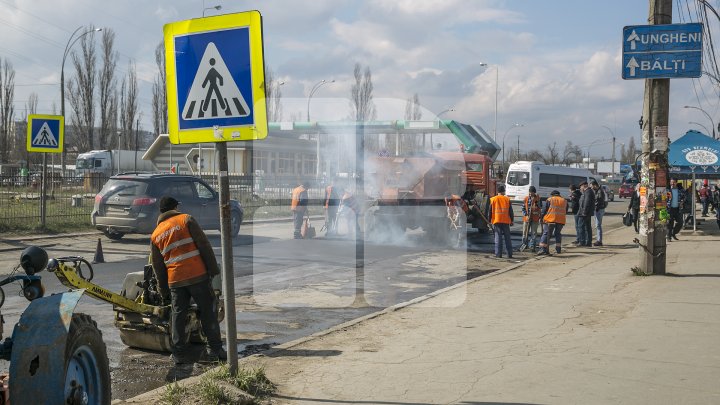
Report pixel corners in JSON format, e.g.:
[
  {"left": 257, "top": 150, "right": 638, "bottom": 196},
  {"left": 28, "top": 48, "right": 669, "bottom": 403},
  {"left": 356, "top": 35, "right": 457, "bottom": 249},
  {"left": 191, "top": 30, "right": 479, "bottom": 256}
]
[
  {"left": 103, "top": 229, "right": 125, "bottom": 240},
  {"left": 230, "top": 210, "right": 242, "bottom": 237}
]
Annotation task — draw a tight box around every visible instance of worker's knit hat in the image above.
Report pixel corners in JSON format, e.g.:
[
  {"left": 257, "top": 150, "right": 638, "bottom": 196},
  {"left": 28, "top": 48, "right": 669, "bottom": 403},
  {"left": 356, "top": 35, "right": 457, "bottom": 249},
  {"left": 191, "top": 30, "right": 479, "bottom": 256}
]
[{"left": 159, "top": 196, "right": 180, "bottom": 213}]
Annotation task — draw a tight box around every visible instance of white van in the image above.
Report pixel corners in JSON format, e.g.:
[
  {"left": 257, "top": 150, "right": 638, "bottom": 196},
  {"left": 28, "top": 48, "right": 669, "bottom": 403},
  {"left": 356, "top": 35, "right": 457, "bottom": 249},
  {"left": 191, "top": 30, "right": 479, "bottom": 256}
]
[{"left": 504, "top": 161, "right": 596, "bottom": 202}]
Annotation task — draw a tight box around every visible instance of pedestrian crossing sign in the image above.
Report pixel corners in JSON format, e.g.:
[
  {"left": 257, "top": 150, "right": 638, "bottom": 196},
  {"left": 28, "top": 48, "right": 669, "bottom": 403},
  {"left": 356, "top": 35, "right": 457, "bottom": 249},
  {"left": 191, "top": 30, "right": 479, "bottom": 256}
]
[
  {"left": 27, "top": 114, "right": 63, "bottom": 153},
  {"left": 164, "top": 11, "right": 267, "bottom": 144}
]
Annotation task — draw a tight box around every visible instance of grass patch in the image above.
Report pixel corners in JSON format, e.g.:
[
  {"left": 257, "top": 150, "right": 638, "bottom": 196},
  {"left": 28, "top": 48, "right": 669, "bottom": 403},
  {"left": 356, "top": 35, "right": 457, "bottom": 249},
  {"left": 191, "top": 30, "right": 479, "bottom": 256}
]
[
  {"left": 160, "top": 381, "right": 190, "bottom": 405},
  {"left": 630, "top": 266, "right": 650, "bottom": 276},
  {"left": 161, "top": 366, "right": 275, "bottom": 405}
]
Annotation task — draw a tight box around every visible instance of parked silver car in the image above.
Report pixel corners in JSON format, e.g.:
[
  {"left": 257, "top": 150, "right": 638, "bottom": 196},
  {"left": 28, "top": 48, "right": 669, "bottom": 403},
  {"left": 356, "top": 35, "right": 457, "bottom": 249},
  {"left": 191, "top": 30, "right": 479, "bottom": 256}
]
[{"left": 91, "top": 173, "right": 243, "bottom": 240}]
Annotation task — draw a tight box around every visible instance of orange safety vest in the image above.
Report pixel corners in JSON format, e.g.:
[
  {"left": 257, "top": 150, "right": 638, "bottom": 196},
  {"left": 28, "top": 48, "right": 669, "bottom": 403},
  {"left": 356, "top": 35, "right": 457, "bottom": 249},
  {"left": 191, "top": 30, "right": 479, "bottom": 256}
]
[
  {"left": 543, "top": 196, "right": 567, "bottom": 225},
  {"left": 151, "top": 214, "right": 207, "bottom": 286},
  {"left": 291, "top": 185, "right": 307, "bottom": 211},
  {"left": 490, "top": 195, "right": 512, "bottom": 225},
  {"left": 445, "top": 194, "right": 469, "bottom": 214},
  {"left": 523, "top": 195, "right": 541, "bottom": 223}
]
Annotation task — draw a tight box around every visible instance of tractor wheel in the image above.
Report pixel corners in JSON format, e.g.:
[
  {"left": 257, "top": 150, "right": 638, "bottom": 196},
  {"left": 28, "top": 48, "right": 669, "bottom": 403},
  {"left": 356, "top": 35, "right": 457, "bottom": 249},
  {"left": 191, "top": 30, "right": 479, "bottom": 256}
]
[{"left": 64, "top": 314, "right": 111, "bottom": 405}]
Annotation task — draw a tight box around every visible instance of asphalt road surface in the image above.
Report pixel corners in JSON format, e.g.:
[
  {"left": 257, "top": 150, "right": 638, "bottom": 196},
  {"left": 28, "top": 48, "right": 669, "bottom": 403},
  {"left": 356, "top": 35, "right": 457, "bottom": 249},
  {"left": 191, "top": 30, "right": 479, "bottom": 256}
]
[{"left": 0, "top": 200, "right": 627, "bottom": 400}]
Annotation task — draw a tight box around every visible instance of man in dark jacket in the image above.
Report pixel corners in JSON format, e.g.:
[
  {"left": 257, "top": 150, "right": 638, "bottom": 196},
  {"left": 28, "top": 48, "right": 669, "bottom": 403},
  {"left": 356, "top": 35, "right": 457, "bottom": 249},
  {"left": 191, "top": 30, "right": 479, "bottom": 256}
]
[
  {"left": 568, "top": 184, "right": 582, "bottom": 244},
  {"left": 577, "top": 181, "right": 595, "bottom": 247},
  {"left": 627, "top": 183, "right": 641, "bottom": 233},
  {"left": 151, "top": 196, "right": 227, "bottom": 365},
  {"left": 667, "top": 178, "right": 685, "bottom": 240},
  {"left": 590, "top": 180, "right": 607, "bottom": 246}
]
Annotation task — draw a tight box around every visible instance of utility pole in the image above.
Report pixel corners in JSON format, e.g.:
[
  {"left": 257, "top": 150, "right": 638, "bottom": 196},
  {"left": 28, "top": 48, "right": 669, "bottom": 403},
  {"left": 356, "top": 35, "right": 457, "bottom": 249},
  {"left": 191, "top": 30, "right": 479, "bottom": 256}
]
[
  {"left": 517, "top": 135, "right": 520, "bottom": 161},
  {"left": 639, "top": 0, "right": 672, "bottom": 275},
  {"left": 611, "top": 136, "right": 616, "bottom": 177}
]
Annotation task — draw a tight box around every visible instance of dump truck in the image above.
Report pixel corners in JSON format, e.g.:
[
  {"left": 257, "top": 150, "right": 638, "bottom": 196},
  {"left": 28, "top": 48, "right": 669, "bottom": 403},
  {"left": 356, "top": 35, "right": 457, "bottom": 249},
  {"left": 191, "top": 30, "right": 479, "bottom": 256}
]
[{"left": 365, "top": 151, "right": 497, "bottom": 246}]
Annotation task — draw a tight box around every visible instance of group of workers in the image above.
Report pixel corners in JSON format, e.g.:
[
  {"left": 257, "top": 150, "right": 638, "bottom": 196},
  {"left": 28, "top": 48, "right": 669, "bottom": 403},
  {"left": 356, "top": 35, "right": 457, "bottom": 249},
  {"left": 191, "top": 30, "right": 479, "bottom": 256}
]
[
  {"left": 488, "top": 180, "right": 609, "bottom": 258},
  {"left": 291, "top": 179, "right": 361, "bottom": 239}
]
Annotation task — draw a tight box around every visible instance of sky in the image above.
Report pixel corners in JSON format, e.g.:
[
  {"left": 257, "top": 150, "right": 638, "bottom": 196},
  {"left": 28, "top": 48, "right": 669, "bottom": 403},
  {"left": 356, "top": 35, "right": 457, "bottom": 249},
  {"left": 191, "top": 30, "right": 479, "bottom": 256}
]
[{"left": 2, "top": 0, "right": 720, "bottom": 160}]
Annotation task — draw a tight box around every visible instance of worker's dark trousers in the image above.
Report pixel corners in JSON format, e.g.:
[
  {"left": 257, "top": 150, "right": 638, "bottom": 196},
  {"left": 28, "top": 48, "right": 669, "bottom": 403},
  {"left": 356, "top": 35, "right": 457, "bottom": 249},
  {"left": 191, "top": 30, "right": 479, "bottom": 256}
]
[
  {"left": 293, "top": 210, "right": 305, "bottom": 238},
  {"left": 171, "top": 281, "right": 223, "bottom": 356},
  {"left": 493, "top": 223, "right": 513, "bottom": 258}
]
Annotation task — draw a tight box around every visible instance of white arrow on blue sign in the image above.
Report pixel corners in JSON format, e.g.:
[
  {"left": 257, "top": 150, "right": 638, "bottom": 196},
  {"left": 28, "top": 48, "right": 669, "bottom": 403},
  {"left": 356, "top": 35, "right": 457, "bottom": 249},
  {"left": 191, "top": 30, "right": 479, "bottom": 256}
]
[{"left": 622, "top": 23, "right": 703, "bottom": 80}]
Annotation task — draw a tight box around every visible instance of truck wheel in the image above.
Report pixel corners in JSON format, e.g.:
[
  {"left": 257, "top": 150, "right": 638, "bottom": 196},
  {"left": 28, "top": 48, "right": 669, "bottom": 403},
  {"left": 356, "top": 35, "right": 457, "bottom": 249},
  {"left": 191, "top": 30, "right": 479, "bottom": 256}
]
[
  {"left": 64, "top": 314, "right": 111, "bottom": 405},
  {"left": 231, "top": 211, "right": 242, "bottom": 237},
  {"left": 103, "top": 229, "right": 125, "bottom": 240}
]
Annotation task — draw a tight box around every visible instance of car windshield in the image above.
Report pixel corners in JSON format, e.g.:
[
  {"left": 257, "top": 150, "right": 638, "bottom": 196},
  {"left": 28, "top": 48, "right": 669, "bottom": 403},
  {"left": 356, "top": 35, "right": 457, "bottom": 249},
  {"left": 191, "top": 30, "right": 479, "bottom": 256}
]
[{"left": 506, "top": 171, "right": 530, "bottom": 186}]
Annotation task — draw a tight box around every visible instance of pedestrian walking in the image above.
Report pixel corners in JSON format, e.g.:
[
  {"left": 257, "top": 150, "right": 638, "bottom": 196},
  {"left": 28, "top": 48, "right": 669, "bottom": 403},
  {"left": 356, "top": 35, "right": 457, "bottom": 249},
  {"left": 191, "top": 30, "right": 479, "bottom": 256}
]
[
  {"left": 667, "top": 178, "right": 685, "bottom": 241},
  {"left": 324, "top": 180, "right": 341, "bottom": 236},
  {"left": 520, "top": 186, "right": 541, "bottom": 252},
  {"left": 568, "top": 184, "right": 582, "bottom": 244},
  {"left": 577, "top": 181, "right": 595, "bottom": 247},
  {"left": 712, "top": 184, "right": 720, "bottom": 214},
  {"left": 150, "top": 196, "right": 227, "bottom": 365},
  {"left": 489, "top": 185, "right": 514, "bottom": 258},
  {"left": 628, "top": 183, "right": 641, "bottom": 233},
  {"left": 590, "top": 180, "right": 607, "bottom": 246},
  {"left": 537, "top": 190, "right": 567, "bottom": 255},
  {"left": 699, "top": 183, "right": 711, "bottom": 217},
  {"left": 291, "top": 180, "right": 309, "bottom": 239},
  {"left": 682, "top": 182, "right": 694, "bottom": 227}
]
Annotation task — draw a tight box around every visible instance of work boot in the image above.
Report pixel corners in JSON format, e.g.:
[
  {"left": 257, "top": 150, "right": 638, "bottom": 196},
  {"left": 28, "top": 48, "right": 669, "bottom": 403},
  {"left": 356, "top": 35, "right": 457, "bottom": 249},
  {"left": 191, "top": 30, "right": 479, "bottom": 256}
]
[
  {"left": 204, "top": 347, "right": 228, "bottom": 362},
  {"left": 170, "top": 353, "right": 192, "bottom": 365}
]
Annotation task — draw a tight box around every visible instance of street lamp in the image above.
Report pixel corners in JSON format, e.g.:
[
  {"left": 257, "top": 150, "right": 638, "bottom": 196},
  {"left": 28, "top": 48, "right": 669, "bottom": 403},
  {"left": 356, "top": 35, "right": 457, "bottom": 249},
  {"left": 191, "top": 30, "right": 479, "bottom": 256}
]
[
  {"left": 307, "top": 79, "right": 334, "bottom": 121},
  {"left": 307, "top": 79, "right": 334, "bottom": 179},
  {"left": 202, "top": 0, "right": 222, "bottom": 17},
  {"left": 60, "top": 26, "right": 102, "bottom": 171},
  {"left": 585, "top": 139, "right": 610, "bottom": 170},
  {"left": 437, "top": 107, "right": 455, "bottom": 118},
  {"left": 479, "top": 62, "right": 498, "bottom": 142},
  {"left": 689, "top": 121, "right": 711, "bottom": 135},
  {"left": 684, "top": 105, "right": 716, "bottom": 139},
  {"left": 601, "top": 125, "right": 617, "bottom": 177},
  {"left": 501, "top": 123, "right": 523, "bottom": 176}
]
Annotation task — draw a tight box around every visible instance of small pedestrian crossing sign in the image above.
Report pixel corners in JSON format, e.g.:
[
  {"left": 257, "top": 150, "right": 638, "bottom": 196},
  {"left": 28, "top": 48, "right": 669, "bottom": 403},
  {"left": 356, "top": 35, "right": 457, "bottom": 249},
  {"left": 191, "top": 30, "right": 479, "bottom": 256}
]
[
  {"left": 27, "top": 114, "right": 63, "bottom": 153},
  {"left": 164, "top": 11, "right": 267, "bottom": 144}
]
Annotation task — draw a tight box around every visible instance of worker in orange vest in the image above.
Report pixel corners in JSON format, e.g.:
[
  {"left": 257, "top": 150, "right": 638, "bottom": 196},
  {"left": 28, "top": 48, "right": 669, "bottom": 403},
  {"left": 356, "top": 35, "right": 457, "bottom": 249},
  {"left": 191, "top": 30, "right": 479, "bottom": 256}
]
[
  {"left": 489, "top": 185, "right": 514, "bottom": 258},
  {"left": 150, "top": 196, "right": 226, "bottom": 365},
  {"left": 537, "top": 190, "right": 567, "bottom": 256},
  {"left": 520, "top": 186, "right": 541, "bottom": 252},
  {"left": 291, "top": 180, "right": 309, "bottom": 239}
]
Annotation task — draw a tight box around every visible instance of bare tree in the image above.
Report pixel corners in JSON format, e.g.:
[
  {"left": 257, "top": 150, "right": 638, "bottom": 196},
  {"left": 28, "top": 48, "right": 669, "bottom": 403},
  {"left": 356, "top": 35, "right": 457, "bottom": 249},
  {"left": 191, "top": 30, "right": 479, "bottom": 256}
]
[
  {"left": 350, "top": 63, "right": 376, "bottom": 122},
  {"left": 404, "top": 93, "right": 422, "bottom": 120},
  {"left": 624, "top": 136, "right": 638, "bottom": 163},
  {"left": 542, "top": 142, "right": 560, "bottom": 165},
  {"left": 98, "top": 29, "right": 118, "bottom": 149},
  {"left": 0, "top": 58, "right": 15, "bottom": 163},
  {"left": 265, "top": 66, "right": 283, "bottom": 122},
  {"left": 619, "top": 143, "right": 626, "bottom": 164},
  {"left": 119, "top": 61, "right": 139, "bottom": 150},
  {"left": 67, "top": 29, "right": 98, "bottom": 152},
  {"left": 151, "top": 41, "right": 168, "bottom": 136},
  {"left": 562, "top": 141, "right": 583, "bottom": 165},
  {"left": 526, "top": 149, "right": 544, "bottom": 162}
]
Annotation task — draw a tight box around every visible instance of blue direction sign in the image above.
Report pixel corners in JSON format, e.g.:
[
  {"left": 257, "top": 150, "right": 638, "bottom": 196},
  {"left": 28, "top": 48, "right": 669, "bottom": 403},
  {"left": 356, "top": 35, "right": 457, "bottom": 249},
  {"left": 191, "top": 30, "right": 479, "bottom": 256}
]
[{"left": 622, "top": 23, "right": 703, "bottom": 80}]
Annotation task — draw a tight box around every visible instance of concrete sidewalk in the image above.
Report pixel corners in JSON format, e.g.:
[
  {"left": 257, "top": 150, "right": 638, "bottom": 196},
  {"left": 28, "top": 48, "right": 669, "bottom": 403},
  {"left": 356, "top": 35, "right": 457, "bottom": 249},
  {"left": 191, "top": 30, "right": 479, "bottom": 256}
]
[{"left": 123, "top": 222, "right": 720, "bottom": 404}]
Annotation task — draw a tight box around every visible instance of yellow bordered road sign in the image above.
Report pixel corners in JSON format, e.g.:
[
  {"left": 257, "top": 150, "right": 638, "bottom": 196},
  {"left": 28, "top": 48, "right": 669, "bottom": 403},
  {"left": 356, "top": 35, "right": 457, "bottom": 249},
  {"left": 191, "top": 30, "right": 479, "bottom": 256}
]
[
  {"left": 27, "top": 114, "right": 64, "bottom": 153},
  {"left": 164, "top": 11, "right": 267, "bottom": 144}
]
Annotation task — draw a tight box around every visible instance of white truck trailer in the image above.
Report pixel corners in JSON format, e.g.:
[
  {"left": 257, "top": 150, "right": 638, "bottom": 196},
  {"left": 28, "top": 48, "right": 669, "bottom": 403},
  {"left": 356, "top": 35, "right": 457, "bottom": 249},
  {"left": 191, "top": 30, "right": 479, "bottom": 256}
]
[{"left": 76, "top": 150, "right": 154, "bottom": 176}]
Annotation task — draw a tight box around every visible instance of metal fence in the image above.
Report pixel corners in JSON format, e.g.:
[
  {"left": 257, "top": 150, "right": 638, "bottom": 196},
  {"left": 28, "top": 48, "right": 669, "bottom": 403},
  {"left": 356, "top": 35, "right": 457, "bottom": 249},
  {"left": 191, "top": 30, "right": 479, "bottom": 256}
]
[{"left": 0, "top": 170, "right": 328, "bottom": 231}]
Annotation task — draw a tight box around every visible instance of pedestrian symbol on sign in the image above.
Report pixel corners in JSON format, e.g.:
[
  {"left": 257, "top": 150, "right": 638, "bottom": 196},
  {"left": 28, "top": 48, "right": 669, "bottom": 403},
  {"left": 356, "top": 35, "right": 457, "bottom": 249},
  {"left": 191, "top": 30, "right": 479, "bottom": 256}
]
[
  {"left": 32, "top": 122, "right": 58, "bottom": 147},
  {"left": 181, "top": 42, "right": 250, "bottom": 120}
]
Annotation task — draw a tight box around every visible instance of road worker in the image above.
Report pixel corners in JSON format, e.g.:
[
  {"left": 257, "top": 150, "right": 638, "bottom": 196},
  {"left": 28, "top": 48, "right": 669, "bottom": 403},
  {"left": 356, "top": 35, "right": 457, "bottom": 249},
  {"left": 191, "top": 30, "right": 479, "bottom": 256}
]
[
  {"left": 488, "top": 185, "right": 514, "bottom": 258},
  {"left": 324, "top": 179, "right": 341, "bottom": 236},
  {"left": 339, "top": 188, "right": 361, "bottom": 238},
  {"left": 537, "top": 190, "right": 567, "bottom": 256},
  {"left": 291, "top": 180, "right": 309, "bottom": 239},
  {"left": 520, "top": 186, "right": 541, "bottom": 252},
  {"left": 150, "top": 196, "right": 226, "bottom": 365}
]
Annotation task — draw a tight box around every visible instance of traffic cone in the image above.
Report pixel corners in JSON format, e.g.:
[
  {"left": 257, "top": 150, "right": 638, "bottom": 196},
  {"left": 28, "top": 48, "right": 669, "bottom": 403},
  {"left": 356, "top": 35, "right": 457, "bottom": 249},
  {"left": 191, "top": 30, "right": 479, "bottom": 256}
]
[{"left": 92, "top": 238, "right": 105, "bottom": 264}]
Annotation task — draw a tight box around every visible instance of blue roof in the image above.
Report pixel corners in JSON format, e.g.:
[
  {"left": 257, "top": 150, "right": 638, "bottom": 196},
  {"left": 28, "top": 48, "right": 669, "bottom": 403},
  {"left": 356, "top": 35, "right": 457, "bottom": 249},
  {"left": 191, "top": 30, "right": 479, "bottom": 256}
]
[{"left": 669, "top": 130, "right": 720, "bottom": 177}]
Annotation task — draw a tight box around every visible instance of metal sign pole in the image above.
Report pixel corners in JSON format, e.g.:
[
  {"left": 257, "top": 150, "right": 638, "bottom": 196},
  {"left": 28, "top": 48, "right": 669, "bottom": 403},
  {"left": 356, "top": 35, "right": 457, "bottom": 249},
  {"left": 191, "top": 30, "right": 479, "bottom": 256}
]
[
  {"left": 41, "top": 153, "right": 47, "bottom": 229},
  {"left": 217, "top": 141, "right": 238, "bottom": 373}
]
